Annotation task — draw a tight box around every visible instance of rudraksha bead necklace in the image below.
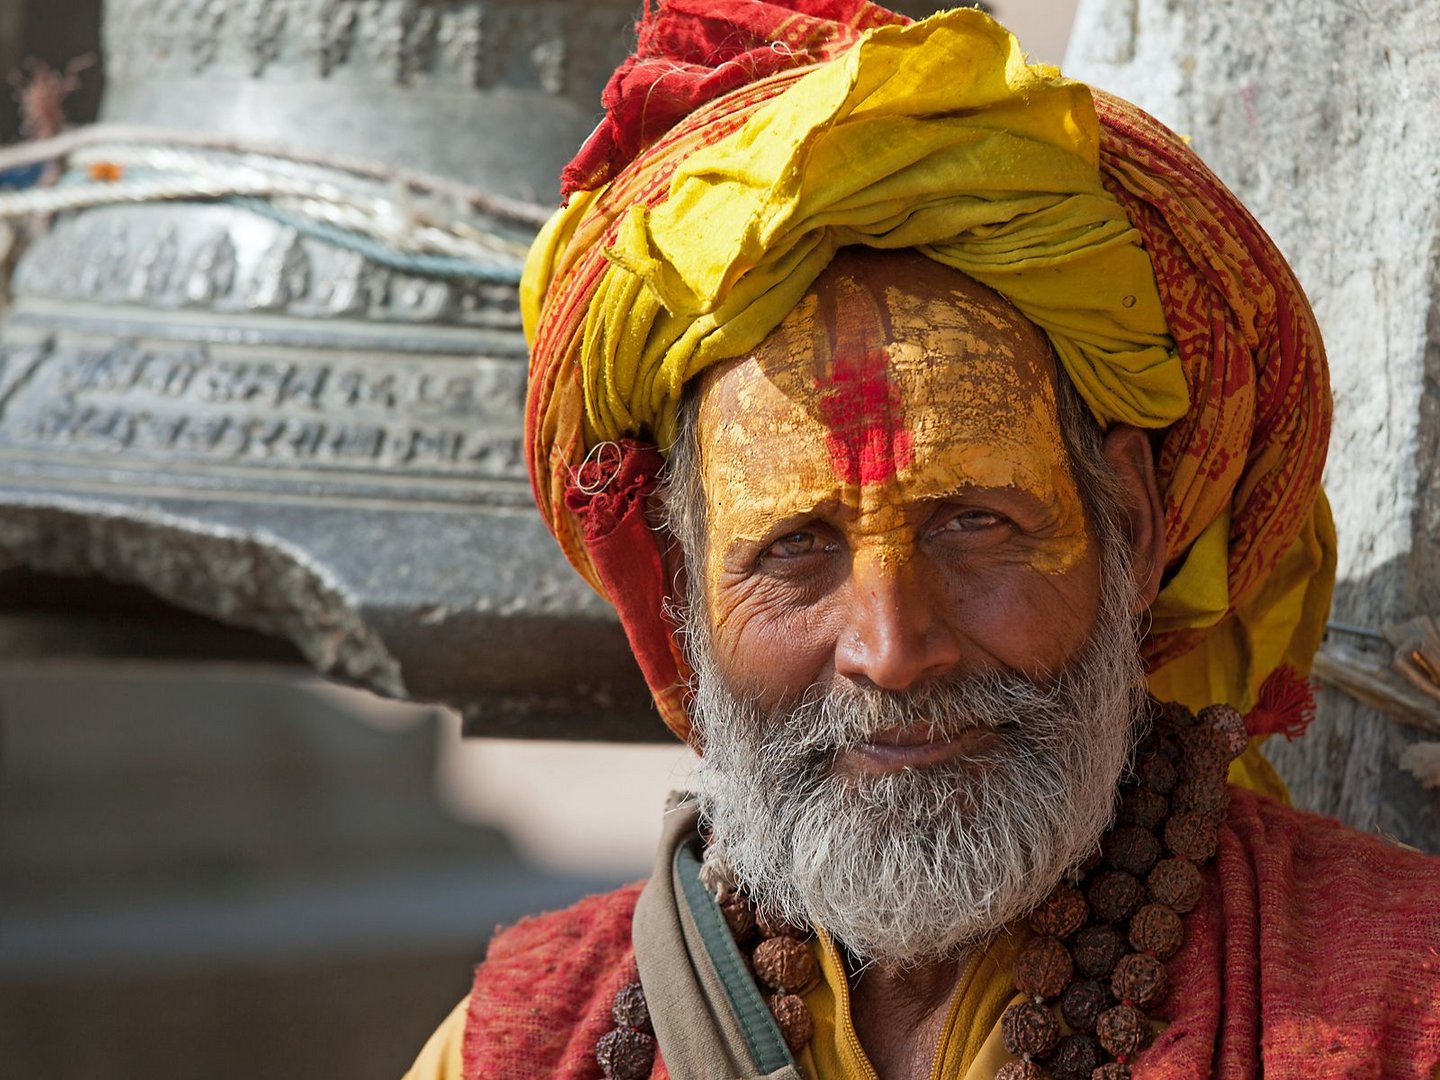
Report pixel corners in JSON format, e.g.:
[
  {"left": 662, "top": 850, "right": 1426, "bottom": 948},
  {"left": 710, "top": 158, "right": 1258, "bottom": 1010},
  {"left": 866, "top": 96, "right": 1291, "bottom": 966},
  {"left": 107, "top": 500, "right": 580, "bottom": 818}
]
[
  {"left": 593, "top": 698, "right": 1243, "bottom": 1080},
  {"left": 997, "top": 699, "right": 1244, "bottom": 1080}
]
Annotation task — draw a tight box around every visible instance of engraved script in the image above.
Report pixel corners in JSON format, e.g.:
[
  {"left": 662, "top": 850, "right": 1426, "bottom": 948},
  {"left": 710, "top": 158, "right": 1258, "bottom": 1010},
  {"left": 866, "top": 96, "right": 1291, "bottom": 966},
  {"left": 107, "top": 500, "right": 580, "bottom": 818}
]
[{"left": 0, "top": 338, "right": 528, "bottom": 482}]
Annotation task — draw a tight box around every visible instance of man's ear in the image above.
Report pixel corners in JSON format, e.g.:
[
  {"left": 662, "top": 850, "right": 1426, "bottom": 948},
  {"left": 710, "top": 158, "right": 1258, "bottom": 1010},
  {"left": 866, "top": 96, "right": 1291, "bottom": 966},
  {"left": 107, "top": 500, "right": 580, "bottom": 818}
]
[
  {"left": 1100, "top": 424, "right": 1167, "bottom": 611},
  {"left": 645, "top": 491, "right": 689, "bottom": 605}
]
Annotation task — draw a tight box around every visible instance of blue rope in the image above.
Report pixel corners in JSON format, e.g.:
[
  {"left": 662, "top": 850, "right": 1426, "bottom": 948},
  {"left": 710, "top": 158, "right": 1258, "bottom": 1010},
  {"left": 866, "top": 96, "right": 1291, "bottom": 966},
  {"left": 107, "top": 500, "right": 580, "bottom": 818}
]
[
  {"left": 41, "top": 168, "right": 524, "bottom": 284},
  {"left": 0, "top": 163, "right": 46, "bottom": 191}
]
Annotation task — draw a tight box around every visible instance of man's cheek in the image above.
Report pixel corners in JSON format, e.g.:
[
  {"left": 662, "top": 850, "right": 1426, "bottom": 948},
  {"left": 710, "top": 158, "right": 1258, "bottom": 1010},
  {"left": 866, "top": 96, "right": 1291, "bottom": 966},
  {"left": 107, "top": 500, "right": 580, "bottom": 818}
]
[
  {"left": 711, "top": 598, "right": 836, "bottom": 705},
  {"left": 938, "top": 570, "right": 1098, "bottom": 672}
]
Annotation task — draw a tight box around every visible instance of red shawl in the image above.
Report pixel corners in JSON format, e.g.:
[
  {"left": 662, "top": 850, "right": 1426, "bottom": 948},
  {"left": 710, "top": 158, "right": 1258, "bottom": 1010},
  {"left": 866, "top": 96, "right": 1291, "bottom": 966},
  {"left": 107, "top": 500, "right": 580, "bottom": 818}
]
[{"left": 462, "top": 791, "right": 1440, "bottom": 1078}]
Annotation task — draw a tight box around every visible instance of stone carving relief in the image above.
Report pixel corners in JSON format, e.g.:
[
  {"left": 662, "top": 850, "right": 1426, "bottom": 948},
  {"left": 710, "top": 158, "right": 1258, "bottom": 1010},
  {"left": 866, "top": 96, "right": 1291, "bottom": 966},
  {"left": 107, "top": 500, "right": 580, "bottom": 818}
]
[
  {"left": 183, "top": 231, "right": 238, "bottom": 304},
  {"left": 103, "top": 0, "right": 635, "bottom": 91},
  {"left": 248, "top": 230, "right": 312, "bottom": 311},
  {"left": 243, "top": 0, "right": 290, "bottom": 77},
  {"left": 127, "top": 226, "right": 180, "bottom": 304},
  {"left": 187, "top": 0, "right": 228, "bottom": 73},
  {"left": 15, "top": 208, "right": 524, "bottom": 332}
]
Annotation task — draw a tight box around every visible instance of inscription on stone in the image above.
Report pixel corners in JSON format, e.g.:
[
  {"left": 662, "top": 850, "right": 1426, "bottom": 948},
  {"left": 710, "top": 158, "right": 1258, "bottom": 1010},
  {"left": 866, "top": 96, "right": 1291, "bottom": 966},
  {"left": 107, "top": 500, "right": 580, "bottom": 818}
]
[{"left": 0, "top": 337, "right": 528, "bottom": 483}]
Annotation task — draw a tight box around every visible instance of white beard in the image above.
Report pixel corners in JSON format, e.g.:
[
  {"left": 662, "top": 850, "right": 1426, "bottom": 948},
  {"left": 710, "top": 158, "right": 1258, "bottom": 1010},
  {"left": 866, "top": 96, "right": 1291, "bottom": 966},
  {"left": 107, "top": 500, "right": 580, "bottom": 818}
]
[{"left": 685, "top": 543, "right": 1143, "bottom": 969}]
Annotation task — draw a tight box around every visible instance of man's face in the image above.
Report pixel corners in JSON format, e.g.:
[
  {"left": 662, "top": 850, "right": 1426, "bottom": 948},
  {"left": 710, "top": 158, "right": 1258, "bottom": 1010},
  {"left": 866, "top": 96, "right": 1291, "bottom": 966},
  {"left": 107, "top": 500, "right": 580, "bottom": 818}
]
[
  {"left": 680, "top": 250, "right": 1143, "bottom": 965},
  {"left": 696, "top": 250, "right": 1101, "bottom": 736}
]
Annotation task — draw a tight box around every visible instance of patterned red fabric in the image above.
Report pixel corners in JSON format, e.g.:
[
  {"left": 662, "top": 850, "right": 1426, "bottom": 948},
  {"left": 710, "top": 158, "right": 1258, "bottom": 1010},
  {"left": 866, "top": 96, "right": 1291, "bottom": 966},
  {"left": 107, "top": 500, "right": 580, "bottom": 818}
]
[
  {"left": 1156, "top": 788, "right": 1440, "bottom": 1075},
  {"left": 561, "top": 0, "right": 909, "bottom": 198},
  {"left": 1093, "top": 93, "right": 1330, "bottom": 673},
  {"left": 461, "top": 883, "right": 670, "bottom": 1080},
  {"left": 464, "top": 795, "right": 1440, "bottom": 1078},
  {"left": 563, "top": 440, "right": 692, "bottom": 725}
]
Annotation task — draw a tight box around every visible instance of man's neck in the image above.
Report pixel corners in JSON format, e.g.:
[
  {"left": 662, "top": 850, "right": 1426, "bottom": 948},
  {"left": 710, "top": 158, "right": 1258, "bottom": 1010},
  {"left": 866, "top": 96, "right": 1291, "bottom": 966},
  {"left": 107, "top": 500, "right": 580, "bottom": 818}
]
[{"left": 847, "top": 949, "right": 968, "bottom": 1080}]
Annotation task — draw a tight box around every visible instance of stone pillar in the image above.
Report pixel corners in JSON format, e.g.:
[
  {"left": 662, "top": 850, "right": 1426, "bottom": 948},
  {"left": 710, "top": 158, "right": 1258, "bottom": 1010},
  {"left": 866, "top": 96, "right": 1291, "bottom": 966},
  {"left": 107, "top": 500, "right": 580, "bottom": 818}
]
[{"left": 1066, "top": 1, "right": 1440, "bottom": 850}]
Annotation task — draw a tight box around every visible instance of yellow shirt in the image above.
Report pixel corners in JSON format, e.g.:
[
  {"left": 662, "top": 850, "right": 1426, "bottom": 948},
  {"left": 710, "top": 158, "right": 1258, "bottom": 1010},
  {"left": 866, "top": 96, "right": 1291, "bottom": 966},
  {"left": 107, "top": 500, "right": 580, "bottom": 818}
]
[
  {"left": 403, "top": 996, "right": 466, "bottom": 1080},
  {"left": 796, "top": 927, "right": 1026, "bottom": 1080}
]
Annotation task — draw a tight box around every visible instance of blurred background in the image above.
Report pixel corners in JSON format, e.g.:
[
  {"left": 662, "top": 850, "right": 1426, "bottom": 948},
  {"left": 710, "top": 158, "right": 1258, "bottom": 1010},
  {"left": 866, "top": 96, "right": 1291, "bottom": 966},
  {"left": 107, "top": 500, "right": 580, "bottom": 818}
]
[
  {"left": 0, "top": 3, "right": 1075, "bottom": 1078},
  {"left": 7, "top": 0, "right": 1440, "bottom": 1077},
  {"left": 6, "top": 0, "right": 1440, "bottom": 1075}
]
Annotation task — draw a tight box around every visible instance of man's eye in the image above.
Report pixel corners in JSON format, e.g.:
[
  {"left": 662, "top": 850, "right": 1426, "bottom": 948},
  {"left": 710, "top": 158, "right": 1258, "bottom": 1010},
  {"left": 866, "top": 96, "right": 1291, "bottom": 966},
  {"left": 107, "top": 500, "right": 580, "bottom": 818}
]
[
  {"left": 938, "top": 509, "right": 1003, "bottom": 533},
  {"left": 765, "top": 532, "right": 821, "bottom": 559}
]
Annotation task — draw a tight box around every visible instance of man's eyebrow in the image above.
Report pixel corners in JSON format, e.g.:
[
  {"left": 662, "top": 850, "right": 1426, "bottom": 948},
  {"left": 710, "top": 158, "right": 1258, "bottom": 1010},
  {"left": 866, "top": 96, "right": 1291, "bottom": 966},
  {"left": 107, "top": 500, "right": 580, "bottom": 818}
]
[
  {"left": 717, "top": 499, "right": 848, "bottom": 558},
  {"left": 905, "top": 480, "right": 1057, "bottom": 510}
]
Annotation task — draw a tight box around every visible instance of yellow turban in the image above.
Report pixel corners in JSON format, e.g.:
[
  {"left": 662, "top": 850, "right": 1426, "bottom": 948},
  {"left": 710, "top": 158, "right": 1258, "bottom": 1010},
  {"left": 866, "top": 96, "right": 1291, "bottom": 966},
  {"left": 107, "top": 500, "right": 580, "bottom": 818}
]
[{"left": 522, "top": 6, "right": 1334, "bottom": 796}]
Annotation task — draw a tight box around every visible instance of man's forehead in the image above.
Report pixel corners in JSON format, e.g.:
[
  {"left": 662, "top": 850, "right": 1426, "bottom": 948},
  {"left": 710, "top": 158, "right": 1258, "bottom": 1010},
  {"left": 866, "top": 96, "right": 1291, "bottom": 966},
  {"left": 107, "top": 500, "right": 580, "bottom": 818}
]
[
  {"left": 696, "top": 249, "right": 1066, "bottom": 474},
  {"left": 756, "top": 251, "right": 1053, "bottom": 385},
  {"left": 692, "top": 248, "right": 1089, "bottom": 580}
]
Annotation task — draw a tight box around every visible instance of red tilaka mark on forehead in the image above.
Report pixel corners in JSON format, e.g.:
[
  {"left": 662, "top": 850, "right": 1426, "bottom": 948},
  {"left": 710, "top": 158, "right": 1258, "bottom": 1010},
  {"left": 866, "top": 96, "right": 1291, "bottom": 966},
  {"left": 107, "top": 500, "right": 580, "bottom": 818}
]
[{"left": 814, "top": 347, "right": 913, "bottom": 486}]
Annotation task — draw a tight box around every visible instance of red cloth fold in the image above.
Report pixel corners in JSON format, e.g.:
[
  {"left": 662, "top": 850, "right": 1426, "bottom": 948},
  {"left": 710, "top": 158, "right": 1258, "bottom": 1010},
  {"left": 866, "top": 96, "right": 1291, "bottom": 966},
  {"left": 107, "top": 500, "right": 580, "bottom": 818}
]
[
  {"left": 563, "top": 440, "right": 691, "bottom": 727},
  {"left": 561, "top": 0, "right": 908, "bottom": 198}
]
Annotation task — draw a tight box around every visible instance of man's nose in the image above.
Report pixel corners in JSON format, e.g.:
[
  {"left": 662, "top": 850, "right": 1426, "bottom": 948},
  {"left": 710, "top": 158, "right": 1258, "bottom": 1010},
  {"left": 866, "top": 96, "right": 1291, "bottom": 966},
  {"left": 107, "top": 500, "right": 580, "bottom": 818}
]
[{"left": 832, "top": 554, "right": 963, "bottom": 691}]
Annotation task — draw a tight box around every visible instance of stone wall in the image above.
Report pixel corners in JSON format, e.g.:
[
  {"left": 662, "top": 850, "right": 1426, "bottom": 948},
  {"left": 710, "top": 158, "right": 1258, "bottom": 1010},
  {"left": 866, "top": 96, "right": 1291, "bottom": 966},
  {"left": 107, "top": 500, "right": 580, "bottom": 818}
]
[{"left": 1066, "top": 0, "right": 1440, "bottom": 850}]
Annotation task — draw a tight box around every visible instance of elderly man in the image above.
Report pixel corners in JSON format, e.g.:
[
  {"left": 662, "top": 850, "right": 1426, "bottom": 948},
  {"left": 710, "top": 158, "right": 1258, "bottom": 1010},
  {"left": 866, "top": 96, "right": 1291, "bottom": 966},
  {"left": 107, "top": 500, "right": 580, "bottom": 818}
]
[{"left": 407, "top": 3, "right": 1440, "bottom": 1078}]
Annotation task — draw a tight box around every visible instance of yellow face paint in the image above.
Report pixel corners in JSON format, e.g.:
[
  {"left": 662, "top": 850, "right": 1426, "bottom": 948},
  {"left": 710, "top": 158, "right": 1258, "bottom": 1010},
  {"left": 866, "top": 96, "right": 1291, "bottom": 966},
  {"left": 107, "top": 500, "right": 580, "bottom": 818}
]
[{"left": 696, "top": 260, "right": 1092, "bottom": 602}]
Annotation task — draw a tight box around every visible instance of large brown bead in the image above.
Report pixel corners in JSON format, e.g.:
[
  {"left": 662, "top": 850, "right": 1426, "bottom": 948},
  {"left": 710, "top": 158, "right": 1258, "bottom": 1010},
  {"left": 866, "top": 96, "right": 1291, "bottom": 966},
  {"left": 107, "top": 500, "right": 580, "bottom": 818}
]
[
  {"left": 753, "top": 936, "right": 818, "bottom": 994},
  {"left": 1059, "top": 979, "right": 1112, "bottom": 1034},
  {"left": 596, "top": 1027, "right": 656, "bottom": 1080},
  {"left": 1198, "top": 703, "right": 1249, "bottom": 761},
  {"left": 1014, "top": 934, "right": 1074, "bottom": 1000},
  {"left": 720, "top": 894, "right": 757, "bottom": 945},
  {"left": 1164, "top": 812, "right": 1220, "bottom": 862},
  {"left": 1095, "top": 1003, "right": 1150, "bottom": 1058},
  {"left": 1175, "top": 728, "right": 1230, "bottom": 785},
  {"left": 1170, "top": 773, "right": 1228, "bottom": 819},
  {"left": 1073, "top": 924, "right": 1127, "bottom": 979},
  {"left": 1178, "top": 736, "right": 1232, "bottom": 787},
  {"left": 1155, "top": 699, "right": 1197, "bottom": 729},
  {"left": 1139, "top": 752, "right": 1178, "bottom": 795},
  {"left": 769, "top": 993, "right": 814, "bottom": 1053},
  {"left": 1129, "top": 903, "right": 1185, "bottom": 960},
  {"left": 1030, "top": 884, "right": 1088, "bottom": 939},
  {"left": 1049, "top": 1034, "right": 1104, "bottom": 1080},
  {"left": 1092, "top": 1064, "right": 1132, "bottom": 1080},
  {"left": 611, "top": 982, "right": 653, "bottom": 1034},
  {"left": 1176, "top": 708, "right": 1225, "bottom": 744},
  {"left": 1147, "top": 857, "right": 1204, "bottom": 913},
  {"left": 1116, "top": 787, "right": 1168, "bottom": 832},
  {"left": 1111, "top": 952, "right": 1168, "bottom": 1008},
  {"left": 1088, "top": 870, "right": 1144, "bottom": 923},
  {"left": 1002, "top": 1001, "right": 1061, "bottom": 1058},
  {"left": 1103, "top": 825, "right": 1162, "bottom": 878},
  {"left": 995, "top": 1061, "right": 1052, "bottom": 1080},
  {"left": 1136, "top": 726, "right": 1182, "bottom": 763},
  {"left": 755, "top": 908, "right": 810, "bottom": 941}
]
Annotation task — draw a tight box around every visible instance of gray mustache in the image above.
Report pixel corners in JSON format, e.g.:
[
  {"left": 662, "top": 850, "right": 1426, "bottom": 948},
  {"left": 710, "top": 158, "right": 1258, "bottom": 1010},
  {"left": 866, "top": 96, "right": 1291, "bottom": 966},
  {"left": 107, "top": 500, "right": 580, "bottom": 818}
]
[{"left": 757, "top": 668, "right": 1076, "bottom": 758}]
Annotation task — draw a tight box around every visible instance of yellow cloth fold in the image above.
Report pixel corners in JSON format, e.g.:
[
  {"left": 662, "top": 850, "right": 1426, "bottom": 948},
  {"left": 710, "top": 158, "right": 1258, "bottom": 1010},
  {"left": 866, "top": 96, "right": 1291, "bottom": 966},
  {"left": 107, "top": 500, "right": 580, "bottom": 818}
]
[
  {"left": 402, "top": 996, "right": 467, "bottom": 1080},
  {"left": 572, "top": 11, "right": 1186, "bottom": 451}
]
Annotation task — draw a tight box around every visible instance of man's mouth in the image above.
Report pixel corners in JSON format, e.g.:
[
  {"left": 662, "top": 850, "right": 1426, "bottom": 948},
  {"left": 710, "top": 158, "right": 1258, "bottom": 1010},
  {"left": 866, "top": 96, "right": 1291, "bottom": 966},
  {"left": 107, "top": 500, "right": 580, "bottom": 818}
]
[{"left": 832, "top": 721, "right": 995, "bottom": 776}]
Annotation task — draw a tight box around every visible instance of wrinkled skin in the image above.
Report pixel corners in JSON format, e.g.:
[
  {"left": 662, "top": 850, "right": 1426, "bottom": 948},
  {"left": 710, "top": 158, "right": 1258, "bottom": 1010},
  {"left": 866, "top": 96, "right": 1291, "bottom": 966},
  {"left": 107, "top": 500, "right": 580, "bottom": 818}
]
[{"left": 672, "top": 249, "right": 1167, "bottom": 1078}]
